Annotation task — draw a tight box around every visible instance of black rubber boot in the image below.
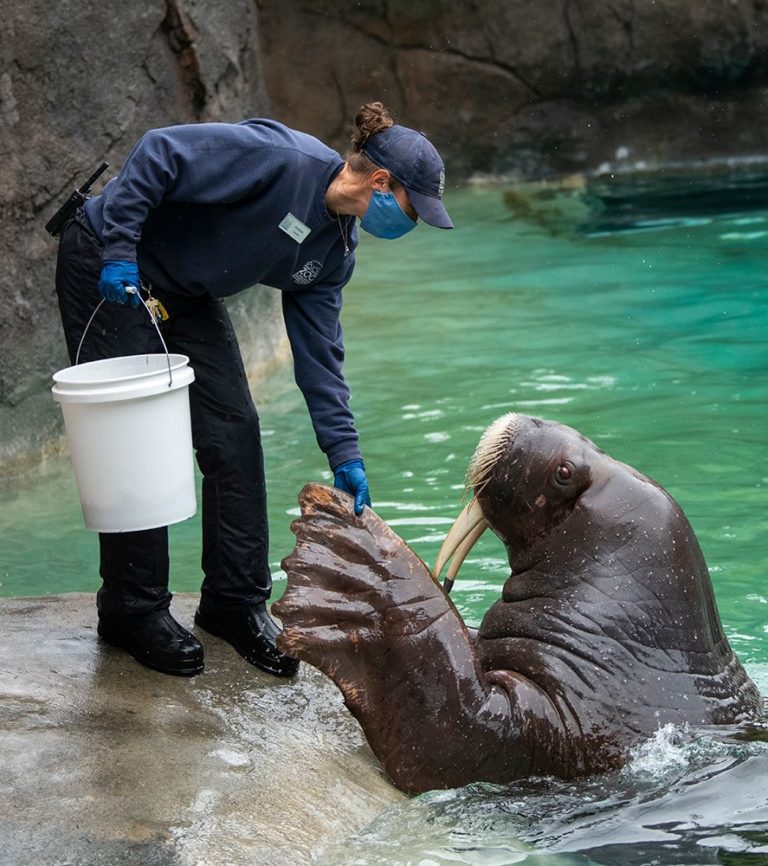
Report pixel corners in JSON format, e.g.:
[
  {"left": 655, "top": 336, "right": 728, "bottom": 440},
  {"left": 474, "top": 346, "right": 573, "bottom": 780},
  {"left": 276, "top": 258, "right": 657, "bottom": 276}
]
[
  {"left": 97, "top": 609, "right": 205, "bottom": 677},
  {"left": 194, "top": 601, "right": 299, "bottom": 678}
]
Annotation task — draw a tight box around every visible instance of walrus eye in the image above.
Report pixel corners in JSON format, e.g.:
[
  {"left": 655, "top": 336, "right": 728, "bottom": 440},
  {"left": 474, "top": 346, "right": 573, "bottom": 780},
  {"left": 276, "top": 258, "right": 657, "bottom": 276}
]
[{"left": 555, "top": 463, "right": 573, "bottom": 485}]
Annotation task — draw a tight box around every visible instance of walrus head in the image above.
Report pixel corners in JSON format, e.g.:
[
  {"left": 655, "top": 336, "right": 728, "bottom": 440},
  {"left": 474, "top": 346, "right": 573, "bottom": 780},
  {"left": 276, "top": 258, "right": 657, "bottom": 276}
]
[
  {"left": 475, "top": 413, "right": 600, "bottom": 570},
  {"left": 437, "top": 413, "right": 660, "bottom": 588},
  {"left": 435, "top": 412, "right": 741, "bottom": 674}
]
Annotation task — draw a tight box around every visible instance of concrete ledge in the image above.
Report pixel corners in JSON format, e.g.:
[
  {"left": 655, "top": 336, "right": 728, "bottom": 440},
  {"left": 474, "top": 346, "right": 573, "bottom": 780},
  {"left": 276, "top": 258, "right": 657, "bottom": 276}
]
[{"left": 0, "top": 594, "right": 403, "bottom": 866}]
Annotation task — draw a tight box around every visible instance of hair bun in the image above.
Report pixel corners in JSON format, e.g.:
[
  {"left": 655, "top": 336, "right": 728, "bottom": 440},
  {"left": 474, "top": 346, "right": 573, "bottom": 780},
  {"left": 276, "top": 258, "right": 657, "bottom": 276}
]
[{"left": 351, "top": 101, "right": 395, "bottom": 151}]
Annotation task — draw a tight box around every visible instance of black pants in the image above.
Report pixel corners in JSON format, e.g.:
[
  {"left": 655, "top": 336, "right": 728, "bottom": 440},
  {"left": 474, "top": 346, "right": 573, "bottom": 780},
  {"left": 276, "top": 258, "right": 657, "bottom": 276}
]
[{"left": 55, "top": 211, "right": 272, "bottom": 616}]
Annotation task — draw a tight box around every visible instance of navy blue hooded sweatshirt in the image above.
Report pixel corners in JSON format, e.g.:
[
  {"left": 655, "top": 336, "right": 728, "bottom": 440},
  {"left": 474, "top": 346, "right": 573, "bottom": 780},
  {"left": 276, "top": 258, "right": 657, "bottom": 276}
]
[{"left": 84, "top": 119, "right": 361, "bottom": 468}]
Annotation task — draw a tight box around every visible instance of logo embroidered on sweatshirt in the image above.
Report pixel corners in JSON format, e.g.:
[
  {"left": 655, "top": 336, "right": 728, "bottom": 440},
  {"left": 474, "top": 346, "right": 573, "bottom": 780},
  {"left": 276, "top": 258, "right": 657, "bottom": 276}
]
[{"left": 292, "top": 260, "right": 322, "bottom": 285}]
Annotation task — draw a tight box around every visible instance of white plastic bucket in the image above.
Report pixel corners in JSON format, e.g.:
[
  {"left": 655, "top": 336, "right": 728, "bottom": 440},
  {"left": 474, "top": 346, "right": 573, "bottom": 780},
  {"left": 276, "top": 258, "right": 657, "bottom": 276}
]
[{"left": 52, "top": 353, "right": 197, "bottom": 533}]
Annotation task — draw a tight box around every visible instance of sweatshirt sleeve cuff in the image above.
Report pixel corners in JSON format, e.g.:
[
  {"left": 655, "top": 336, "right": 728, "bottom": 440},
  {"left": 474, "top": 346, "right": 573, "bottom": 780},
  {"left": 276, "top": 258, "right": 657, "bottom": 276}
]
[
  {"left": 102, "top": 241, "right": 138, "bottom": 263},
  {"left": 326, "top": 439, "right": 362, "bottom": 471}
]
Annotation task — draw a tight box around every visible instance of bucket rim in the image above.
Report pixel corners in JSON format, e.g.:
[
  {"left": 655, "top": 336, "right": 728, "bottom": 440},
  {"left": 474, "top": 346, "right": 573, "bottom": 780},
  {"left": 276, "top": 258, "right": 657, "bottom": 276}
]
[{"left": 52, "top": 353, "right": 191, "bottom": 386}]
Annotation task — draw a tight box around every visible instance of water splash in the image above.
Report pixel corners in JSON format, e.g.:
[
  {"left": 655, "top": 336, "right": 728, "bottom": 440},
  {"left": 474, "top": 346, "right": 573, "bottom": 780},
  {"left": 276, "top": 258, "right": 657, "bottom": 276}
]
[
  {"left": 623, "top": 722, "right": 693, "bottom": 780},
  {"left": 316, "top": 729, "right": 768, "bottom": 866}
]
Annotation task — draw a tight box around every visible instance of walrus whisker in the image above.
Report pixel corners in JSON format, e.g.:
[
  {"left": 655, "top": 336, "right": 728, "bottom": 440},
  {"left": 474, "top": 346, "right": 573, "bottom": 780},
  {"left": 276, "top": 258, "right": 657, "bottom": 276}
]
[{"left": 465, "top": 412, "right": 521, "bottom": 495}]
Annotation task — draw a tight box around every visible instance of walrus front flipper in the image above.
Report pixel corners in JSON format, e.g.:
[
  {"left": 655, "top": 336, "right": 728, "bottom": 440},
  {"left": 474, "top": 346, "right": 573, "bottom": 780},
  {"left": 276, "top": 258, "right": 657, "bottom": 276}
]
[{"left": 274, "top": 483, "right": 568, "bottom": 794}]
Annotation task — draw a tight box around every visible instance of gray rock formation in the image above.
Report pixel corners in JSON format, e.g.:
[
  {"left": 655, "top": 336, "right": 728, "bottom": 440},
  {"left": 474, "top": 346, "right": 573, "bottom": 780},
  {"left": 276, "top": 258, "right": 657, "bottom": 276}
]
[
  {"left": 257, "top": 0, "right": 768, "bottom": 178},
  {"left": 4, "top": 0, "right": 768, "bottom": 473},
  {"left": 0, "top": 0, "right": 272, "bottom": 474}
]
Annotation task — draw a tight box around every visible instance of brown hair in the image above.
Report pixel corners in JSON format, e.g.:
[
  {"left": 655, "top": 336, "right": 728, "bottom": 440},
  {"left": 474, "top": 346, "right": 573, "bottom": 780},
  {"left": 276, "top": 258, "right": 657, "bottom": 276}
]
[{"left": 347, "top": 101, "right": 395, "bottom": 173}]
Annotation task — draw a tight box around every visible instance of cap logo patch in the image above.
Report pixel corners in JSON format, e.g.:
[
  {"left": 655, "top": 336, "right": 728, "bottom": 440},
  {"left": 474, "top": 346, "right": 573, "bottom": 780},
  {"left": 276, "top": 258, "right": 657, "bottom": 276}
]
[{"left": 438, "top": 168, "right": 445, "bottom": 197}]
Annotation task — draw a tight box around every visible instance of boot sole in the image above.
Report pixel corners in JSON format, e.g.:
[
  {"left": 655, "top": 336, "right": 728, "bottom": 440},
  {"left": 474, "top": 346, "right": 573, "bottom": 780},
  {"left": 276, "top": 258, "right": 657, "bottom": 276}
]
[
  {"left": 194, "top": 611, "right": 299, "bottom": 678},
  {"left": 97, "top": 630, "right": 204, "bottom": 677}
]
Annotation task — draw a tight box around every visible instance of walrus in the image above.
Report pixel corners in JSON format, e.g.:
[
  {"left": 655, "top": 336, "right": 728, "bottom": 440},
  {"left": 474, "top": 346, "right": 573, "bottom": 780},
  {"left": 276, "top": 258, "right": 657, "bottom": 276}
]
[{"left": 273, "top": 413, "right": 764, "bottom": 795}]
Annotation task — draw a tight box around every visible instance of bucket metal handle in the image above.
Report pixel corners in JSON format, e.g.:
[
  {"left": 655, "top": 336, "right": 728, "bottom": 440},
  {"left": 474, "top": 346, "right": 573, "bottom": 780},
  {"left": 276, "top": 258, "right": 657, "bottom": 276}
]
[{"left": 74, "top": 286, "right": 174, "bottom": 387}]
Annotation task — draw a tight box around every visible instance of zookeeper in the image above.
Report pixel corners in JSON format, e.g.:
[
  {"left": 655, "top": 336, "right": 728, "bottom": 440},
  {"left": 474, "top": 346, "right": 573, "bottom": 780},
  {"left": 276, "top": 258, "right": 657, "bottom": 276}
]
[{"left": 54, "top": 100, "right": 453, "bottom": 678}]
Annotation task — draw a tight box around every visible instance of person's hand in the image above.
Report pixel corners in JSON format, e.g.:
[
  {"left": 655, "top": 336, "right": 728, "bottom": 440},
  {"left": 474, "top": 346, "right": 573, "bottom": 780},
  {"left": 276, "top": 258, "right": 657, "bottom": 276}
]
[
  {"left": 333, "top": 459, "right": 371, "bottom": 515},
  {"left": 98, "top": 260, "right": 141, "bottom": 308}
]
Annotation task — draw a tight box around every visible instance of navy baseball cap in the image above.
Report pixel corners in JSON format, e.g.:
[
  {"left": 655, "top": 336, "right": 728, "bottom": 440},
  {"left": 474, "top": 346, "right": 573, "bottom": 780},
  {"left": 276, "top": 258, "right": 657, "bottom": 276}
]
[{"left": 362, "top": 125, "right": 454, "bottom": 229}]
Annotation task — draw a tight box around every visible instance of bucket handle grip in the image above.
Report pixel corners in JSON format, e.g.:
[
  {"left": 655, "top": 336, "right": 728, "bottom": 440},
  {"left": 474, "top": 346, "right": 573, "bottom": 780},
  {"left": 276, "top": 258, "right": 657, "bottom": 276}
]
[{"left": 75, "top": 287, "right": 174, "bottom": 387}]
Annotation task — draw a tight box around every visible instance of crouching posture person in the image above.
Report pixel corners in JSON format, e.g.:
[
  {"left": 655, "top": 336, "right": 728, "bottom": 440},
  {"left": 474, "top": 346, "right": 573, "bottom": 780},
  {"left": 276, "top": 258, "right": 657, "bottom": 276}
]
[{"left": 54, "top": 101, "right": 453, "bottom": 677}]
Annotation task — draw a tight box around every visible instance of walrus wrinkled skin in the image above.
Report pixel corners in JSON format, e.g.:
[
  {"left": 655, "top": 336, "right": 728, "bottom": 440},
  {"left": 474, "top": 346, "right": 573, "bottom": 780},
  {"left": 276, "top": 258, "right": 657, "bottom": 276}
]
[{"left": 274, "top": 414, "right": 764, "bottom": 795}]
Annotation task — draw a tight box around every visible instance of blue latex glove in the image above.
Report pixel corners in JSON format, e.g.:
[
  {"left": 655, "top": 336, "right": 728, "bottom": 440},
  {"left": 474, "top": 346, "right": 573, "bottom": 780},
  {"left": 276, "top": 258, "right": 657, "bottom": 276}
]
[
  {"left": 333, "top": 459, "right": 371, "bottom": 515},
  {"left": 98, "top": 260, "right": 141, "bottom": 308}
]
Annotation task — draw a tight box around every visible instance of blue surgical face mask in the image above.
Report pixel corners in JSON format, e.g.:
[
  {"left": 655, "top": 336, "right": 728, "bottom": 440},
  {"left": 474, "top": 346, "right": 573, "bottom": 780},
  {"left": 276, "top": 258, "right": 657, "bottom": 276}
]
[{"left": 360, "top": 190, "right": 417, "bottom": 239}]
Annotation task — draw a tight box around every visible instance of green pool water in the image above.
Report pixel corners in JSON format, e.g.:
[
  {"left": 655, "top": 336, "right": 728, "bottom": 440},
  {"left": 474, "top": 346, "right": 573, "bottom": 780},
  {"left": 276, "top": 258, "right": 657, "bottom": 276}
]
[{"left": 1, "top": 184, "right": 766, "bottom": 687}]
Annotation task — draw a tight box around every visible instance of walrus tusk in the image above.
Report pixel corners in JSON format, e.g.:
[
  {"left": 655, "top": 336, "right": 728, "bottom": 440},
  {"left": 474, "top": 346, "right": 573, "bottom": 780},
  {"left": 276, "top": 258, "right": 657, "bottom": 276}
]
[{"left": 432, "top": 496, "right": 489, "bottom": 591}]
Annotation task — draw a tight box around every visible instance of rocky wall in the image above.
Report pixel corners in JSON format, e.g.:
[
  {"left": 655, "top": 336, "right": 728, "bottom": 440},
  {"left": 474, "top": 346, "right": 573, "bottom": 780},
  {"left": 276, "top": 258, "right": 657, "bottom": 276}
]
[
  {"left": 257, "top": 0, "right": 768, "bottom": 178},
  {"left": 0, "top": 0, "right": 273, "bottom": 475},
  {"left": 4, "top": 0, "right": 768, "bottom": 474}
]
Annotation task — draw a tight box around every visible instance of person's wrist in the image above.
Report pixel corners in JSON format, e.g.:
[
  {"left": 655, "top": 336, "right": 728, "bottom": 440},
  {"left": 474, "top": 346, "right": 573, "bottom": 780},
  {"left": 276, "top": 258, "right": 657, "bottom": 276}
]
[
  {"left": 332, "top": 458, "right": 364, "bottom": 473},
  {"left": 333, "top": 459, "right": 371, "bottom": 515}
]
